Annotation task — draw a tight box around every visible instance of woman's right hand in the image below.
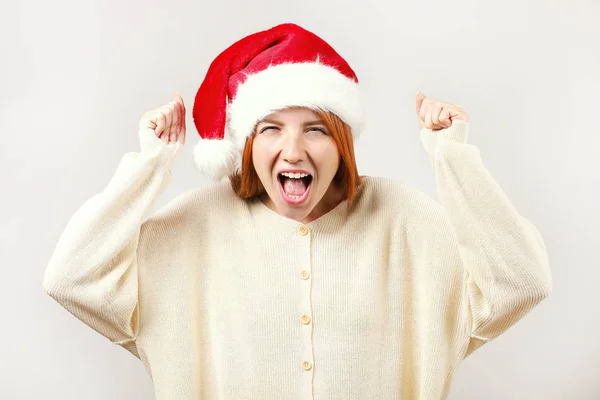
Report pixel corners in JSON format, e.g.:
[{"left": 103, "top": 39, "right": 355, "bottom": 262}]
[{"left": 139, "top": 93, "right": 186, "bottom": 145}]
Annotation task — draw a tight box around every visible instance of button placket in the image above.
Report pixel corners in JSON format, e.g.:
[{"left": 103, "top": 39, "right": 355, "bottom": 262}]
[{"left": 297, "top": 224, "right": 314, "bottom": 381}]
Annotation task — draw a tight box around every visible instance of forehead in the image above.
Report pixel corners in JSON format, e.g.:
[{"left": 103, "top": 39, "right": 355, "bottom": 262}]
[{"left": 260, "top": 107, "right": 321, "bottom": 123}]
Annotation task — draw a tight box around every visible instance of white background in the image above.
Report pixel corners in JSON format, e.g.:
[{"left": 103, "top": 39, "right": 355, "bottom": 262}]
[{"left": 2, "top": 0, "right": 598, "bottom": 398}]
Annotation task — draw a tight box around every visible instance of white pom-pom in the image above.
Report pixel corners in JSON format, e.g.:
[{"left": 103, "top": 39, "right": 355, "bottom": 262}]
[{"left": 192, "top": 137, "right": 238, "bottom": 181}]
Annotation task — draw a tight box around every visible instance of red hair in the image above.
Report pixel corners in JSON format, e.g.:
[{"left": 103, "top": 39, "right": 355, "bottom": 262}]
[{"left": 229, "top": 108, "right": 363, "bottom": 207}]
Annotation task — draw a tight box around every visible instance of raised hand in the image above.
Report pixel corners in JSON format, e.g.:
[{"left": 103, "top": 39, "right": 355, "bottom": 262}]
[
  {"left": 416, "top": 92, "right": 469, "bottom": 131},
  {"left": 139, "top": 93, "right": 187, "bottom": 145}
]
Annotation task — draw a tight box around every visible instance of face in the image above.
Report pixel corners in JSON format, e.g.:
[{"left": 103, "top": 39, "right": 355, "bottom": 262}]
[{"left": 252, "top": 108, "right": 343, "bottom": 224}]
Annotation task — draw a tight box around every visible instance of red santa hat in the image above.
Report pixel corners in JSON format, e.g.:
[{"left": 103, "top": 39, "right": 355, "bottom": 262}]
[{"left": 192, "top": 23, "right": 363, "bottom": 180}]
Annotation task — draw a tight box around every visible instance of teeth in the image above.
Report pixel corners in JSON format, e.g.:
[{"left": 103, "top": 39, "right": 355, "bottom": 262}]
[{"left": 280, "top": 172, "right": 310, "bottom": 179}]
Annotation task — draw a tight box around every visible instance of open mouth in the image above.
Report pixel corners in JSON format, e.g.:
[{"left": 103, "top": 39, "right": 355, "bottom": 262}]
[{"left": 277, "top": 173, "right": 313, "bottom": 205}]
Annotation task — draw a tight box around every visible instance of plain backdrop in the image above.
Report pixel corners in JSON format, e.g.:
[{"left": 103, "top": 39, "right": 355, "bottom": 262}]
[{"left": 2, "top": 0, "right": 598, "bottom": 398}]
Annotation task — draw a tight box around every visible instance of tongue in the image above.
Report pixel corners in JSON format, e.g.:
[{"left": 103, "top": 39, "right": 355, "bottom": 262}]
[{"left": 283, "top": 177, "right": 308, "bottom": 196}]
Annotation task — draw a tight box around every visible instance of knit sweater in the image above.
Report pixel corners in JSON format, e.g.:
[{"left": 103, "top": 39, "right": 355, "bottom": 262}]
[{"left": 43, "top": 120, "right": 552, "bottom": 400}]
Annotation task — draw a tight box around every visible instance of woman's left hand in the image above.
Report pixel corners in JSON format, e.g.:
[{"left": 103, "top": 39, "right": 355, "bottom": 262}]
[{"left": 416, "top": 92, "right": 469, "bottom": 130}]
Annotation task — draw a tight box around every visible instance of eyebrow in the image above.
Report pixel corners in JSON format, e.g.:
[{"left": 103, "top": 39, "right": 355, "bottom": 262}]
[{"left": 259, "top": 118, "right": 325, "bottom": 126}]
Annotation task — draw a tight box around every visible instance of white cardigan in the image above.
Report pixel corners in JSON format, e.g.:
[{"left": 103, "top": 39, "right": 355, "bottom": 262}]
[{"left": 43, "top": 120, "right": 552, "bottom": 399}]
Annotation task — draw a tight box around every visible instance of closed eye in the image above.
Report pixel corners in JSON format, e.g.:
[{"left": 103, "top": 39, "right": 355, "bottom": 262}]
[
  {"left": 259, "top": 125, "right": 280, "bottom": 134},
  {"left": 307, "top": 127, "right": 328, "bottom": 134}
]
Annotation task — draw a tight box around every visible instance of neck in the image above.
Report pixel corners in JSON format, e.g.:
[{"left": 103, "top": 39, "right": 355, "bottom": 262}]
[{"left": 304, "top": 182, "right": 345, "bottom": 223}]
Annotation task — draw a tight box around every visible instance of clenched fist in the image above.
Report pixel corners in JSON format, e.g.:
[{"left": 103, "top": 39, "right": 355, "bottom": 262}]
[
  {"left": 416, "top": 92, "right": 469, "bottom": 130},
  {"left": 139, "top": 93, "right": 186, "bottom": 145}
]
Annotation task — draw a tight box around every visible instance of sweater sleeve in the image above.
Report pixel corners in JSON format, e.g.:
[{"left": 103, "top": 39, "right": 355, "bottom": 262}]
[
  {"left": 419, "top": 120, "right": 552, "bottom": 357},
  {"left": 43, "top": 128, "right": 182, "bottom": 356}
]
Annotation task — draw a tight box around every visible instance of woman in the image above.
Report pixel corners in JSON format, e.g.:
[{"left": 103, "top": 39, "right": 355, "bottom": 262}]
[{"left": 43, "top": 23, "right": 552, "bottom": 399}]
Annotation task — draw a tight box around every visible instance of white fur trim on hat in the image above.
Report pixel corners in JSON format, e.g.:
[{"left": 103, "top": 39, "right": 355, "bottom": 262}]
[
  {"left": 192, "top": 137, "right": 239, "bottom": 181},
  {"left": 227, "top": 61, "right": 363, "bottom": 150}
]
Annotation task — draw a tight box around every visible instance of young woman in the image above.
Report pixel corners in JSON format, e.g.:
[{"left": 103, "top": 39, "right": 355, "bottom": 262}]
[{"left": 43, "top": 23, "right": 552, "bottom": 400}]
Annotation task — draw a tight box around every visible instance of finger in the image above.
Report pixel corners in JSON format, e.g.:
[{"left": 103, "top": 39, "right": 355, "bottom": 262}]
[
  {"left": 172, "top": 93, "right": 185, "bottom": 140},
  {"left": 177, "top": 101, "right": 186, "bottom": 144},
  {"left": 431, "top": 121, "right": 446, "bottom": 130},
  {"left": 140, "top": 111, "right": 156, "bottom": 130},
  {"left": 155, "top": 112, "right": 167, "bottom": 139},
  {"left": 431, "top": 106, "right": 447, "bottom": 130},
  {"left": 446, "top": 106, "right": 465, "bottom": 122},
  {"left": 169, "top": 102, "right": 179, "bottom": 143},
  {"left": 167, "top": 104, "right": 176, "bottom": 141},
  {"left": 439, "top": 108, "right": 452, "bottom": 127},
  {"left": 438, "top": 101, "right": 465, "bottom": 113},
  {"left": 418, "top": 99, "right": 428, "bottom": 122},
  {"left": 173, "top": 93, "right": 184, "bottom": 108},
  {"left": 170, "top": 93, "right": 185, "bottom": 138},
  {"left": 415, "top": 92, "right": 426, "bottom": 113},
  {"left": 425, "top": 107, "right": 445, "bottom": 130},
  {"left": 159, "top": 105, "right": 174, "bottom": 142},
  {"left": 424, "top": 104, "right": 433, "bottom": 129},
  {"left": 431, "top": 104, "right": 442, "bottom": 127}
]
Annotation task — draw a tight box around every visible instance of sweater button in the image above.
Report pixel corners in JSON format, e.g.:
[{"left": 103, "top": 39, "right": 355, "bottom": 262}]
[
  {"left": 298, "top": 225, "right": 309, "bottom": 236},
  {"left": 300, "top": 270, "right": 310, "bottom": 280},
  {"left": 300, "top": 314, "right": 311, "bottom": 325},
  {"left": 302, "top": 361, "right": 313, "bottom": 371}
]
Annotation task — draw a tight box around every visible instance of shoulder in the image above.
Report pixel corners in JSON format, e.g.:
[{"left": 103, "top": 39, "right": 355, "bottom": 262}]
[
  {"left": 142, "top": 180, "right": 243, "bottom": 231},
  {"left": 359, "top": 176, "right": 444, "bottom": 216},
  {"left": 359, "top": 176, "right": 452, "bottom": 237}
]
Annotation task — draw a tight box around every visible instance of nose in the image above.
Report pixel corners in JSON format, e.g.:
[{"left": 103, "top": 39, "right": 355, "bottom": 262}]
[{"left": 281, "top": 133, "right": 305, "bottom": 163}]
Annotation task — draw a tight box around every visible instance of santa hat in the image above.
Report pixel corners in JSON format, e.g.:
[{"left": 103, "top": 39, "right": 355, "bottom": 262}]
[{"left": 192, "top": 23, "right": 363, "bottom": 180}]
